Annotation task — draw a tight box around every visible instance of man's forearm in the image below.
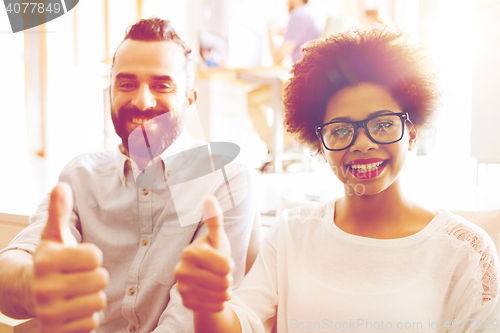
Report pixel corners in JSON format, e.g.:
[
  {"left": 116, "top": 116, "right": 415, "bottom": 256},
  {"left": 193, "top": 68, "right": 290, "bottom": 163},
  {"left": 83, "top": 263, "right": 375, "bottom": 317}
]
[{"left": 0, "top": 250, "right": 35, "bottom": 319}]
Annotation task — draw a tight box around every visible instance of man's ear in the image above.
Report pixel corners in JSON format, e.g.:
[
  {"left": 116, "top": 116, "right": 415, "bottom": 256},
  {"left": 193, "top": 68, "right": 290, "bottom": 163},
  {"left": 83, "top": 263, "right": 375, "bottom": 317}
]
[
  {"left": 188, "top": 88, "right": 198, "bottom": 107},
  {"left": 186, "top": 88, "right": 198, "bottom": 116},
  {"left": 109, "top": 83, "right": 113, "bottom": 100},
  {"left": 408, "top": 125, "right": 417, "bottom": 151}
]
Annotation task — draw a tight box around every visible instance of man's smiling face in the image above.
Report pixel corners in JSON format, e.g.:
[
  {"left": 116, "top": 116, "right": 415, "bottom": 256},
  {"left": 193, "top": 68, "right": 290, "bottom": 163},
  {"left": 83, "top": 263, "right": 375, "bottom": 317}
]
[{"left": 110, "top": 39, "right": 196, "bottom": 159}]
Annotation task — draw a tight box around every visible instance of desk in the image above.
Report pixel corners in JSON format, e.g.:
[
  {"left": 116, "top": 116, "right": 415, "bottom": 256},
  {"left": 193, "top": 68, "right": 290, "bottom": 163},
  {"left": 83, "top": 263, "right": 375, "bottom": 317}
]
[
  {"left": 0, "top": 213, "right": 29, "bottom": 250},
  {"left": 237, "top": 67, "right": 291, "bottom": 173},
  {"left": 195, "top": 66, "right": 292, "bottom": 172},
  {"left": 0, "top": 313, "right": 39, "bottom": 333}
]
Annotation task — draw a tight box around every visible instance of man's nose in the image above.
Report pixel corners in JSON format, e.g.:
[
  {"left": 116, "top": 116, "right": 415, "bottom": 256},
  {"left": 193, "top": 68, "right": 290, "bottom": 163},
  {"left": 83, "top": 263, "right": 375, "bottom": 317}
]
[
  {"left": 349, "top": 128, "right": 378, "bottom": 153},
  {"left": 131, "top": 85, "right": 157, "bottom": 110}
]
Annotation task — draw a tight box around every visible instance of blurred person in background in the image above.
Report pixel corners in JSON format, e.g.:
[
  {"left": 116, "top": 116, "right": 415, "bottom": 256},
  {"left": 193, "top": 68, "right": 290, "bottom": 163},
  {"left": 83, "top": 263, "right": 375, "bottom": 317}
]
[
  {"left": 268, "top": 0, "right": 321, "bottom": 64},
  {"left": 362, "top": 8, "right": 392, "bottom": 28}
]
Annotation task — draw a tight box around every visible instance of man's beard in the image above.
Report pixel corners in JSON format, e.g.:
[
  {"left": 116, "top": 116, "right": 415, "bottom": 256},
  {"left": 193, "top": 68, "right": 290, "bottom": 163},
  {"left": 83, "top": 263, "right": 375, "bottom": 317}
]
[{"left": 111, "top": 105, "right": 185, "bottom": 160}]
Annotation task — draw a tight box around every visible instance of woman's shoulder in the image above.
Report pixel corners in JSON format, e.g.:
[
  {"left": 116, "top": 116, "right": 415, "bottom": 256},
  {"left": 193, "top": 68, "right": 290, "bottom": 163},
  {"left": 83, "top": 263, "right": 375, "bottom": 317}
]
[
  {"left": 433, "top": 210, "right": 497, "bottom": 256},
  {"left": 435, "top": 210, "right": 500, "bottom": 304}
]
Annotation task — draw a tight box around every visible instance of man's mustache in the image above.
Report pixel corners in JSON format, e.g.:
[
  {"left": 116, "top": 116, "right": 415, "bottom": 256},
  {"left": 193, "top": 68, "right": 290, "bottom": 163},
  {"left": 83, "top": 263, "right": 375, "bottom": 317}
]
[{"left": 119, "top": 106, "right": 170, "bottom": 120}]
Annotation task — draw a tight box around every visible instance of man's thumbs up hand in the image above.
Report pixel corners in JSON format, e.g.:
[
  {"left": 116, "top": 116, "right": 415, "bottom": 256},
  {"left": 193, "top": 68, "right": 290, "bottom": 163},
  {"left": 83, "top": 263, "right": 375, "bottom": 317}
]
[
  {"left": 174, "top": 196, "right": 234, "bottom": 313},
  {"left": 32, "top": 182, "right": 108, "bottom": 333},
  {"left": 41, "top": 182, "right": 77, "bottom": 246}
]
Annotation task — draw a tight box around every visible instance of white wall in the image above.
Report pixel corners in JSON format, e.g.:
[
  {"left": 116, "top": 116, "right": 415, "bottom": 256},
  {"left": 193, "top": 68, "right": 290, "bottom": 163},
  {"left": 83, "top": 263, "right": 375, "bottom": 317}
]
[{"left": 471, "top": 0, "right": 500, "bottom": 163}]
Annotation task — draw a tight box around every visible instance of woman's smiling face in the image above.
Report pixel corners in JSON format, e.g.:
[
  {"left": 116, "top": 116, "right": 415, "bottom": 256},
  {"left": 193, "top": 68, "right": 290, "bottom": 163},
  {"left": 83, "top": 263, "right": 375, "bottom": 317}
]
[{"left": 321, "top": 83, "right": 417, "bottom": 196}]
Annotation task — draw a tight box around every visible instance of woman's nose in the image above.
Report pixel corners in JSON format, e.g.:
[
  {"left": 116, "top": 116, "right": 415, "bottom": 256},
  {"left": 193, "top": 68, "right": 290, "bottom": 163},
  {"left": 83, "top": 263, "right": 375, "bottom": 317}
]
[{"left": 349, "top": 128, "right": 379, "bottom": 153}]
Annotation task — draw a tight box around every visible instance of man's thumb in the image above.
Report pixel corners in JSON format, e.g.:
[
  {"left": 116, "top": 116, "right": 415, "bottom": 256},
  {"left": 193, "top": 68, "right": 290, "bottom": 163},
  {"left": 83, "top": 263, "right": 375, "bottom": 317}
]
[
  {"left": 203, "top": 196, "right": 229, "bottom": 253},
  {"left": 41, "top": 182, "right": 77, "bottom": 246}
]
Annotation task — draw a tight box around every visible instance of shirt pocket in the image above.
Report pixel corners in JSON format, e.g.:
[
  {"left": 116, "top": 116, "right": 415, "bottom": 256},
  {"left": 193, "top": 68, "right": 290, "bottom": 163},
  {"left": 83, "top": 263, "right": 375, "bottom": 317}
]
[{"left": 148, "top": 222, "right": 199, "bottom": 286}]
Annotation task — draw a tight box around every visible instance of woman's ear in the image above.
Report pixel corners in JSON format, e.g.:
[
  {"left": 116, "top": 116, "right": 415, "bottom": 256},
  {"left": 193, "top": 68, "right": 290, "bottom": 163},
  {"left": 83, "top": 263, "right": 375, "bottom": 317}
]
[
  {"left": 408, "top": 125, "right": 417, "bottom": 151},
  {"left": 319, "top": 142, "right": 327, "bottom": 161}
]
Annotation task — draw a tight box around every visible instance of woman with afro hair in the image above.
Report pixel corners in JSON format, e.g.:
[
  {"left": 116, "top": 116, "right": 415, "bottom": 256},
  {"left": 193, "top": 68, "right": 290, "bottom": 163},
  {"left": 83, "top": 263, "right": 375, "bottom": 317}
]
[{"left": 174, "top": 26, "right": 500, "bottom": 333}]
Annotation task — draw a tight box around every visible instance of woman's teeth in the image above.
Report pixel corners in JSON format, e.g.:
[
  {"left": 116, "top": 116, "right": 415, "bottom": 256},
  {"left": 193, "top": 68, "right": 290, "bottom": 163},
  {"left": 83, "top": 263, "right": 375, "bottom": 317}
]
[{"left": 349, "top": 161, "right": 385, "bottom": 173}]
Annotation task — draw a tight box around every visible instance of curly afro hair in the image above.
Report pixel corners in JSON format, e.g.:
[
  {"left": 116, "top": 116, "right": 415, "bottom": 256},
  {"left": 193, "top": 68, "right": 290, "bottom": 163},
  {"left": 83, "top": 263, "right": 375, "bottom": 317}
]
[{"left": 283, "top": 25, "right": 442, "bottom": 155}]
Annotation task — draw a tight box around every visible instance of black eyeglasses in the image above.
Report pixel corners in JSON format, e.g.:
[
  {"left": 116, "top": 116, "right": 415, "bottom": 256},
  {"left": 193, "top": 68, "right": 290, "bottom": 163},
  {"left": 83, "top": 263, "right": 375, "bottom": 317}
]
[{"left": 315, "top": 112, "right": 411, "bottom": 151}]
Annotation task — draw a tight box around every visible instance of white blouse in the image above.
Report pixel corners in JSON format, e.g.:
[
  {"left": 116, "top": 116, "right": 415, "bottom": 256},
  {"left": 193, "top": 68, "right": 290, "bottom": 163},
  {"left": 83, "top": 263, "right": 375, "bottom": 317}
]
[{"left": 228, "top": 200, "right": 500, "bottom": 333}]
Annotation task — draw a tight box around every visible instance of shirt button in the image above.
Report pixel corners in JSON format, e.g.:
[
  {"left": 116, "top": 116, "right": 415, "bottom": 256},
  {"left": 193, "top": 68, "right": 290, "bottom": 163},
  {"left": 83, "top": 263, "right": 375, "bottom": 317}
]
[
  {"left": 141, "top": 239, "right": 149, "bottom": 246},
  {"left": 142, "top": 188, "right": 148, "bottom": 195},
  {"left": 166, "top": 170, "right": 171, "bottom": 177},
  {"left": 128, "top": 287, "right": 135, "bottom": 296},
  {"left": 129, "top": 326, "right": 136, "bottom": 332}
]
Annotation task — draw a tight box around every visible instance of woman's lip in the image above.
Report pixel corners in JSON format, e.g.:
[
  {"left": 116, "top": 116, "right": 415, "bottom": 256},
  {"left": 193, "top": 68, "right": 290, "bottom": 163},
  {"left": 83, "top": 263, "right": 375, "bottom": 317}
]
[
  {"left": 346, "top": 158, "right": 386, "bottom": 165},
  {"left": 348, "top": 162, "right": 387, "bottom": 179}
]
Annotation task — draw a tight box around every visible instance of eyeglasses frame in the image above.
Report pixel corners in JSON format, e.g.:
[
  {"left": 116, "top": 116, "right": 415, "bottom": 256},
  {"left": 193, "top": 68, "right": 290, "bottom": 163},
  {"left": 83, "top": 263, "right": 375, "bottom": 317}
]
[{"left": 315, "top": 112, "right": 412, "bottom": 151}]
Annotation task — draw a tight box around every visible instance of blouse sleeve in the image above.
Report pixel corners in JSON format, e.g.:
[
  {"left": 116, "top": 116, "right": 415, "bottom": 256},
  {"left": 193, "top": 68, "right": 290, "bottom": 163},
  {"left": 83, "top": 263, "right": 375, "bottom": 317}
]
[
  {"left": 226, "top": 212, "right": 284, "bottom": 333},
  {"left": 453, "top": 238, "right": 500, "bottom": 332}
]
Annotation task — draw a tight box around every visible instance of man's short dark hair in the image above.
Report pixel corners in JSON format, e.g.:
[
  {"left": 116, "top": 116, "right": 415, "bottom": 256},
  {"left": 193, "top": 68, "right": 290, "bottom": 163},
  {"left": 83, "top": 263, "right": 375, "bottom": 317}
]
[{"left": 112, "top": 18, "right": 195, "bottom": 92}]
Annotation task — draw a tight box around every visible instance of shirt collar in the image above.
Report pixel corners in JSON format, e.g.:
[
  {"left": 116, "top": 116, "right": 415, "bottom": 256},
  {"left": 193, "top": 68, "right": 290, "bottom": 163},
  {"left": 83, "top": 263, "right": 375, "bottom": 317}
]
[{"left": 114, "top": 128, "right": 198, "bottom": 186}]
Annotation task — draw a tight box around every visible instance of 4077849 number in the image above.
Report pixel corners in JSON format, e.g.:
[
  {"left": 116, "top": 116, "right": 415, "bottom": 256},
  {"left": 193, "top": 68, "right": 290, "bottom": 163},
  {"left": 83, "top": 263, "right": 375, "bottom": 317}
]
[{"left": 6, "top": 2, "right": 62, "bottom": 14}]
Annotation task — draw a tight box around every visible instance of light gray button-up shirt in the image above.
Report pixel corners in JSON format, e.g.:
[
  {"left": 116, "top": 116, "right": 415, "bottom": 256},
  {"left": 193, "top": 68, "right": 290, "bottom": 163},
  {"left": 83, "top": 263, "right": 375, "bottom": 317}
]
[{"left": 1, "top": 130, "right": 256, "bottom": 333}]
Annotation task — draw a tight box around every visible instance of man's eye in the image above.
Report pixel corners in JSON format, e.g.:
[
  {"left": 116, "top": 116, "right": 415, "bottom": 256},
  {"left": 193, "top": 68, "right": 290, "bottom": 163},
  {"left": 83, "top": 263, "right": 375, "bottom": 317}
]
[
  {"left": 155, "top": 83, "right": 172, "bottom": 91},
  {"left": 119, "top": 82, "right": 135, "bottom": 89}
]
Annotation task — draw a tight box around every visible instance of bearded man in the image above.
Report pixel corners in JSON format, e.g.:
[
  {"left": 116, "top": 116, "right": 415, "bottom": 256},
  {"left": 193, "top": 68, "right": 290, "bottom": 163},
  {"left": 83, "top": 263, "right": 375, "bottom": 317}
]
[{"left": 0, "top": 18, "right": 255, "bottom": 333}]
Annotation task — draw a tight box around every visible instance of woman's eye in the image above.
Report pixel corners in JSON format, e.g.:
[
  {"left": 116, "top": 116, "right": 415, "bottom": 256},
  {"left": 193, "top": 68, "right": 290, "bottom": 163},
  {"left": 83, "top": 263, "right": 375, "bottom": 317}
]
[
  {"left": 374, "top": 122, "right": 393, "bottom": 131},
  {"left": 332, "top": 127, "right": 351, "bottom": 137}
]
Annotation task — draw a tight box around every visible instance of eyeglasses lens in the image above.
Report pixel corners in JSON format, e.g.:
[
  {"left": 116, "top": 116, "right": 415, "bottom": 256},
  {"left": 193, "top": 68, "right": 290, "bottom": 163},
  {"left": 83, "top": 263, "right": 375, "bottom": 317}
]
[{"left": 366, "top": 114, "right": 403, "bottom": 142}]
